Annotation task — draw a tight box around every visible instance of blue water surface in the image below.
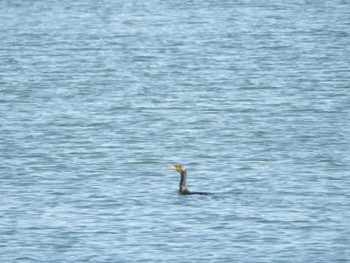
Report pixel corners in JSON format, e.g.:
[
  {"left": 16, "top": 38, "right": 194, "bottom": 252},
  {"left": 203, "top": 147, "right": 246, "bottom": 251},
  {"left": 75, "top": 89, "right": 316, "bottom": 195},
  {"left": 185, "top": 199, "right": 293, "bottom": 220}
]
[{"left": 1, "top": 0, "right": 350, "bottom": 262}]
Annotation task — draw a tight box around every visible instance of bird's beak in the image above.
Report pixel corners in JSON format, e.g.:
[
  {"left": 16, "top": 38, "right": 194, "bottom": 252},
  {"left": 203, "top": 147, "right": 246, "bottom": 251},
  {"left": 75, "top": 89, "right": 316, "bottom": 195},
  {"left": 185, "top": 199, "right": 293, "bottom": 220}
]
[
  {"left": 168, "top": 164, "right": 179, "bottom": 172},
  {"left": 168, "top": 164, "right": 176, "bottom": 170}
]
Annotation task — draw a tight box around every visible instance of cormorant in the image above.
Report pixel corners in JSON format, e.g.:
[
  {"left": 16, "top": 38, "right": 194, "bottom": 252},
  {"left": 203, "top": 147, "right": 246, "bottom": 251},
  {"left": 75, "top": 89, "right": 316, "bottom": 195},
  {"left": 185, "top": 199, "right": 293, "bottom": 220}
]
[{"left": 169, "top": 164, "right": 210, "bottom": 195}]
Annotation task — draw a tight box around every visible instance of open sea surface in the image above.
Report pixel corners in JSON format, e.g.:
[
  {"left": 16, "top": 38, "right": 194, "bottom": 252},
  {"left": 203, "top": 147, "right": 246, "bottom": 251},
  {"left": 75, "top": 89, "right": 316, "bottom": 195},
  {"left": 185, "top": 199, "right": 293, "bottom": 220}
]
[{"left": 1, "top": 0, "right": 350, "bottom": 262}]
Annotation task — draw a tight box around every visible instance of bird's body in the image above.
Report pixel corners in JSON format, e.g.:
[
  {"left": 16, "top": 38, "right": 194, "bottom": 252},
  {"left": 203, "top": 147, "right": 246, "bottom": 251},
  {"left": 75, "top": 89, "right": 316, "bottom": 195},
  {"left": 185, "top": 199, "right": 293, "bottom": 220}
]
[{"left": 169, "top": 164, "right": 210, "bottom": 195}]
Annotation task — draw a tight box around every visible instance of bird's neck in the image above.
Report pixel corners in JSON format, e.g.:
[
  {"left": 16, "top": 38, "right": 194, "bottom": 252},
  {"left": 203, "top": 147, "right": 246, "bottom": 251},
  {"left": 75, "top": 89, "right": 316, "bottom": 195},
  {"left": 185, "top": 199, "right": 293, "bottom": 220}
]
[{"left": 179, "top": 170, "right": 189, "bottom": 194}]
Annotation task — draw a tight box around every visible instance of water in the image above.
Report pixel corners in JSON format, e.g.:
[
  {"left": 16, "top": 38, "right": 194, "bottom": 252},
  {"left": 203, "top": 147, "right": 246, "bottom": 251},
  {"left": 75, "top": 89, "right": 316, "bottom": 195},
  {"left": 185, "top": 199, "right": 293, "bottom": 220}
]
[{"left": 1, "top": 0, "right": 350, "bottom": 262}]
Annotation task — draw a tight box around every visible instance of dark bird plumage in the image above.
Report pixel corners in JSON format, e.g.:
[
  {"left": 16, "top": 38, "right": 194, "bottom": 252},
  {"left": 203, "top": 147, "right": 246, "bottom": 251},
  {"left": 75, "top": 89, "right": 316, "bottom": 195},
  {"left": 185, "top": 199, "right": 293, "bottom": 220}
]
[{"left": 169, "top": 164, "right": 210, "bottom": 195}]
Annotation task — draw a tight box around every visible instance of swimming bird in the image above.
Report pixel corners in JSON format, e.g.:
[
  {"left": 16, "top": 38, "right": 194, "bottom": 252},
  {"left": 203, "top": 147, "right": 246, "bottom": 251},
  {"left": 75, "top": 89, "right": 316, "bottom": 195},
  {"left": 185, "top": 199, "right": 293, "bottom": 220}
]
[{"left": 169, "top": 164, "right": 210, "bottom": 195}]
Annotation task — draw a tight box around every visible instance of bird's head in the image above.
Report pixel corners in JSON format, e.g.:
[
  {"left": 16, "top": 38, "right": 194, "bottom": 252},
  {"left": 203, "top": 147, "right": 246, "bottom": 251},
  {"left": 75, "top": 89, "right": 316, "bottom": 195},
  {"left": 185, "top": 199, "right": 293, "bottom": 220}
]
[{"left": 169, "top": 164, "right": 186, "bottom": 173}]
